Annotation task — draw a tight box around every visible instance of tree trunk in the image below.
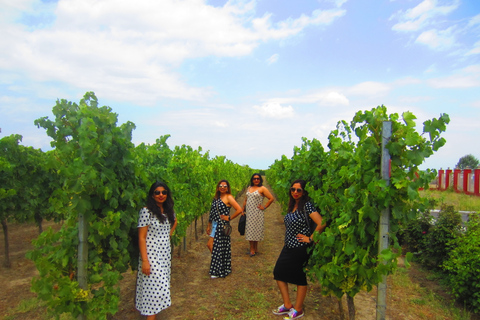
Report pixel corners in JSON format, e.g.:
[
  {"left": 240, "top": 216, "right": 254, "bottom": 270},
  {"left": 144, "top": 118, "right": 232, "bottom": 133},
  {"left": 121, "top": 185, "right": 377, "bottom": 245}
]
[
  {"left": 347, "top": 295, "right": 355, "bottom": 320},
  {"left": 34, "top": 212, "right": 43, "bottom": 234},
  {"left": 337, "top": 297, "right": 345, "bottom": 320},
  {"left": 195, "top": 217, "right": 198, "bottom": 241},
  {"left": 2, "top": 218, "right": 11, "bottom": 268}
]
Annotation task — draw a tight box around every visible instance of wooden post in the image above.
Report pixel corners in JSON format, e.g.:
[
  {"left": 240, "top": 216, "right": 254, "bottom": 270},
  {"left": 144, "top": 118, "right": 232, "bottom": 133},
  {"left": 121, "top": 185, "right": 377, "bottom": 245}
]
[
  {"left": 77, "top": 212, "right": 88, "bottom": 320},
  {"left": 377, "top": 121, "right": 391, "bottom": 320}
]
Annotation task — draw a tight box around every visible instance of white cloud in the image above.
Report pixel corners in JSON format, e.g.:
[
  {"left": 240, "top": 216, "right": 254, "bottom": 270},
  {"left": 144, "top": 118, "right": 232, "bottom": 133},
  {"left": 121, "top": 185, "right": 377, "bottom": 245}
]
[
  {"left": 267, "top": 54, "right": 279, "bottom": 65},
  {"left": 252, "top": 8, "right": 345, "bottom": 40},
  {"left": 428, "top": 75, "right": 480, "bottom": 88},
  {"left": 415, "top": 27, "right": 456, "bottom": 50},
  {"left": 468, "top": 13, "right": 480, "bottom": 27},
  {"left": 323, "top": 0, "right": 348, "bottom": 8},
  {"left": 306, "top": 91, "right": 349, "bottom": 106},
  {"left": 424, "top": 64, "right": 437, "bottom": 73},
  {"left": 268, "top": 90, "right": 349, "bottom": 107},
  {"left": 348, "top": 81, "right": 391, "bottom": 96},
  {"left": 466, "top": 41, "right": 480, "bottom": 56},
  {"left": 391, "top": 0, "right": 459, "bottom": 32},
  {"left": 214, "top": 121, "right": 229, "bottom": 128},
  {"left": 254, "top": 102, "right": 295, "bottom": 119},
  {"left": 0, "top": 0, "right": 346, "bottom": 105},
  {"left": 394, "top": 77, "right": 422, "bottom": 86},
  {"left": 427, "top": 64, "right": 480, "bottom": 88}
]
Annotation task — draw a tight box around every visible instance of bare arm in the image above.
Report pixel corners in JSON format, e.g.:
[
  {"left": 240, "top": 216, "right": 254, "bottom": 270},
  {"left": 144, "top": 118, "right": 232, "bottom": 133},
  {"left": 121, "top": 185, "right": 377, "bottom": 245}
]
[
  {"left": 296, "top": 211, "right": 325, "bottom": 244},
  {"left": 138, "top": 225, "right": 150, "bottom": 275},
  {"left": 259, "top": 186, "right": 274, "bottom": 210},
  {"left": 221, "top": 194, "right": 243, "bottom": 221},
  {"left": 242, "top": 187, "right": 249, "bottom": 210},
  {"left": 170, "top": 217, "right": 177, "bottom": 237}
]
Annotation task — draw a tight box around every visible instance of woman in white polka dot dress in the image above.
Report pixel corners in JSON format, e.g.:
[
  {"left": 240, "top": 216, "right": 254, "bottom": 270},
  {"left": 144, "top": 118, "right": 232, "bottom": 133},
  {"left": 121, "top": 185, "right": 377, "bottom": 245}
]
[
  {"left": 136, "top": 181, "right": 177, "bottom": 319},
  {"left": 242, "top": 174, "right": 274, "bottom": 257},
  {"left": 272, "top": 179, "right": 325, "bottom": 320},
  {"left": 207, "top": 180, "right": 243, "bottom": 278}
]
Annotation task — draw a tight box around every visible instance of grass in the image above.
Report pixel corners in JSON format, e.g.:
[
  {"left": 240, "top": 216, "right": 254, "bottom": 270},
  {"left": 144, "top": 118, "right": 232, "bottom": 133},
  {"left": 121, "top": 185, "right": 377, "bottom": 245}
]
[
  {"left": 420, "top": 189, "right": 480, "bottom": 212},
  {"left": 390, "top": 266, "right": 473, "bottom": 320},
  {"left": 3, "top": 298, "right": 76, "bottom": 320}
]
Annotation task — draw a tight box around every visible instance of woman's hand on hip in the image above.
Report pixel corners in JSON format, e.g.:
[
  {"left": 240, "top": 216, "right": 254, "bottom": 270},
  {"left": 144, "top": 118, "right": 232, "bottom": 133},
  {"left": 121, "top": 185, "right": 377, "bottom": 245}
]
[{"left": 296, "top": 234, "right": 311, "bottom": 243}]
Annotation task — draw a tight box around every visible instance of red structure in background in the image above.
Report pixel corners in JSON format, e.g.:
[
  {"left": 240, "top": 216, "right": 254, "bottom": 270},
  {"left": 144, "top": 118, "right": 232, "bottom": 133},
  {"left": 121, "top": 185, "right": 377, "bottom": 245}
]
[
  {"left": 464, "top": 168, "right": 472, "bottom": 195},
  {"left": 474, "top": 168, "right": 480, "bottom": 197},
  {"left": 437, "top": 167, "right": 480, "bottom": 197},
  {"left": 453, "top": 168, "right": 462, "bottom": 192}
]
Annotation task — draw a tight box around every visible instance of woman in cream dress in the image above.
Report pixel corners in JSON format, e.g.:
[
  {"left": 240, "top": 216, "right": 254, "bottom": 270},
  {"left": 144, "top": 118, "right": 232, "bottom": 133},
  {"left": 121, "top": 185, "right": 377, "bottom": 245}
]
[{"left": 242, "top": 174, "right": 274, "bottom": 257}]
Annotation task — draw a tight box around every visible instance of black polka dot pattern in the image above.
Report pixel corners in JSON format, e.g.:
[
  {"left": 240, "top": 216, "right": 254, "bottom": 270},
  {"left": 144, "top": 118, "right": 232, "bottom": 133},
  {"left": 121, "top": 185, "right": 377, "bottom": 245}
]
[
  {"left": 245, "top": 189, "right": 265, "bottom": 241},
  {"left": 135, "top": 207, "right": 173, "bottom": 316},
  {"left": 284, "top": 202, "right": 316, "bottom": 249},
  {"left": 208, "top": 198, "right": 232, "bottom": 278}
]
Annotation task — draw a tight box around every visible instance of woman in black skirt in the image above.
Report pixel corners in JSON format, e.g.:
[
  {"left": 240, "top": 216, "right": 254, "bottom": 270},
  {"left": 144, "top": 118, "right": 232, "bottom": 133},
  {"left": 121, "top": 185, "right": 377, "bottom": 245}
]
[{"left": 272, "top": 179, "right": 325, "bottom": 319}]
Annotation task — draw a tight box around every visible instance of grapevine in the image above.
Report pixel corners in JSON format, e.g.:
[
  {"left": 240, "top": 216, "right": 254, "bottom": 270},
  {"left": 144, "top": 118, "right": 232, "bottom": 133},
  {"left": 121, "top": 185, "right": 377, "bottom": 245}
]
[
  {"left": 24, "top": 92, "right": 252, "bottom": 318},
  {"left": 268, "top": 106, "right": 449, "bottom": 313}
]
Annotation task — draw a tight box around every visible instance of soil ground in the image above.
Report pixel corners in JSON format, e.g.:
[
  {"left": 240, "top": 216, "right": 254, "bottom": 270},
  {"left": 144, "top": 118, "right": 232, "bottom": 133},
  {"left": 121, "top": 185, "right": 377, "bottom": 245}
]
[{"left": 1, "top": 181, "right": 478, "bottom": 320}]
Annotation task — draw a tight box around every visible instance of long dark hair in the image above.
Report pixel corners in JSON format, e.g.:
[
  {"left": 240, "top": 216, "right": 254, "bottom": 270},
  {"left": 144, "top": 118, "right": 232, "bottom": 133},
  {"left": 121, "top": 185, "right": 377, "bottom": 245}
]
[
  {"left": 249, "top": 173, "right": 263, "bottom": 186},
  {"left": 287, "top": 179, "right": 310, "bottom": 213},
  {"left": 214, "top": 180, "right": 231, "bottom": 199},
  {"left": 146, "top": 181, "right": 175, "bottom": 225}
]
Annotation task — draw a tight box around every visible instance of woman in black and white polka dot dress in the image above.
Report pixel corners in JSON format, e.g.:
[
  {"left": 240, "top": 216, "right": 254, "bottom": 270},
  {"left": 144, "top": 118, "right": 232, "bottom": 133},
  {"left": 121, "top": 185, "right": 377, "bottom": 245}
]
[
  {"left": 136, "top": 181, "right": 177, "bottom": 320},
  {"left": 272, "top": 179, "right": 325, "bottom": 320},
  {"left": 207, "top": 180, "right": 243, "bottom": 278}
]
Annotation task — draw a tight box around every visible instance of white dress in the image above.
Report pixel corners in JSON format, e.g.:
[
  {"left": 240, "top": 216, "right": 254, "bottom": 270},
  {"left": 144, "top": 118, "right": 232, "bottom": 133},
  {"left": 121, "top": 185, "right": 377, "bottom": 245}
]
[
  {"left": 135, "top": 207, "right": 172, "bottom": 316},
  {"left": 245, "top": 188, "right": 265, "bottom": 241}
]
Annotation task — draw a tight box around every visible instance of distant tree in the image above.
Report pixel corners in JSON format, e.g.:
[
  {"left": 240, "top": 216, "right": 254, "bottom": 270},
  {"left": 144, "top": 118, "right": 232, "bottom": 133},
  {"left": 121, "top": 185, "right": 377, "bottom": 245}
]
[{"left": 456, "top": 154, "right": 479, "bottom": 169}]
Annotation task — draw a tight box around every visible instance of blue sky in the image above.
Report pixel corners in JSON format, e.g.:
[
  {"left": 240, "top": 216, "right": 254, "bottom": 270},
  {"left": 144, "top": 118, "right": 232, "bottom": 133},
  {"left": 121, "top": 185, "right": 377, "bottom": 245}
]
[{"left": 1, "top": 0, "right": 479, "bottom": 170}]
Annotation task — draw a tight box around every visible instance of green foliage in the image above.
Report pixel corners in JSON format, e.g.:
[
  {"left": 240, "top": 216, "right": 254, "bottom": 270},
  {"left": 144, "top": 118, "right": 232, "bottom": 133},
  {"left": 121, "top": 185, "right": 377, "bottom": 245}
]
[
  {"left": 267, "top": 105, "right": 449, "bottom": 299},
  {"left": 0, "top": 134, "right": 55, "bottom": 267},
  {"left": 455, "top": 154, "right": 479, "bottom": 170},
  {"left": 398, "top": 209, "right": 433, "bottom": 254},
  {"left": 402, "top": 204, "right": 463, "bottom": 270},
  {"left": 443, "top": 214, "right": 480, "bottom": 313},
  {"left": 419, "top": 205, "right": 463, "bottom": 270},
  {"left": 26, "top": 92, "right": 252, "bottom": 319},
  {"left": 29, "top": 92, "right": 145, "bottom": 319},
  {"left": 0, "top": 134, "right": 45, "bottom": 223}
]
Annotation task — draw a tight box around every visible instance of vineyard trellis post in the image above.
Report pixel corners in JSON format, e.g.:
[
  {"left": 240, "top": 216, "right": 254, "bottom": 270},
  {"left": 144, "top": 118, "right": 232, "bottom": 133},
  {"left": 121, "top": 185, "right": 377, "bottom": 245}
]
[
  {"left": 77, "top": 212, "right": 88, "bottom": 320},
  {"left": 377, "top": 121, "right": 391, "bottom": 320}
]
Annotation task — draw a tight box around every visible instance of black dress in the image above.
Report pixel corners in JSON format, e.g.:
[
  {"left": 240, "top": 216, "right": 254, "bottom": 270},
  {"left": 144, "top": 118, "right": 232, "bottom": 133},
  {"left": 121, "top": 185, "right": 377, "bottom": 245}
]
[
  {"left": 273, "top": 202, "right": 316, "bottom": 286},
  {"left": 208, "top": 198, "right": 232, "bottom": 278}
]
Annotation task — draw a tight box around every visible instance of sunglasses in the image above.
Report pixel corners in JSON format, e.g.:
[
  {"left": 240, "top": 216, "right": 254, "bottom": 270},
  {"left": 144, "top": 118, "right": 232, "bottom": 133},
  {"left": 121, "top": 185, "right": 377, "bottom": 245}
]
[
  {"left": 219, "top": 185, "right": 228, "bottom": 188},
  {"left": 154, "top": 190, "right": 168, "bottom": 195},
  {"left": 253, "top": 177, "right": 260, "bottom": 180},
  {"left": 290, "top": 188, "right": 303, "bottom": 193}
]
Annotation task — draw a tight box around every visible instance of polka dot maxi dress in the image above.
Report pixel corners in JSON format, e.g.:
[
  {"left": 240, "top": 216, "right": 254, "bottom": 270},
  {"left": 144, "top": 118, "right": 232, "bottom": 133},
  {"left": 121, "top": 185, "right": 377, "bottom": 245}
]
[
  {"left": 208, "top": 198, "right": 232, "bottom": 278},
  {"left": 135, "top": 207, "right": 173, "bottom": 316},
  {"left": 245, "top": 188, "right": 265, "bottom": 241}
]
